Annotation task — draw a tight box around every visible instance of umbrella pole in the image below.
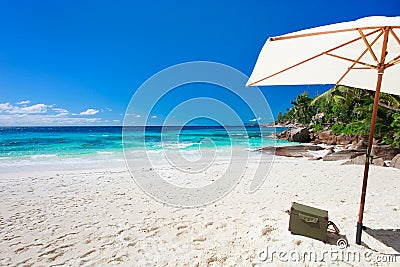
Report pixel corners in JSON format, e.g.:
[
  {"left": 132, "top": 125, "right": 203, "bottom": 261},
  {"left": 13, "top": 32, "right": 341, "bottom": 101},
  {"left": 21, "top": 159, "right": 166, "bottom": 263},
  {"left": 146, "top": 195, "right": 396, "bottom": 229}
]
[
  {"left": 356, "top": 27, "right": 389, "bottom": 245},
  {"left": 355, "top": 71, "right": 383, "bottom": 245}
]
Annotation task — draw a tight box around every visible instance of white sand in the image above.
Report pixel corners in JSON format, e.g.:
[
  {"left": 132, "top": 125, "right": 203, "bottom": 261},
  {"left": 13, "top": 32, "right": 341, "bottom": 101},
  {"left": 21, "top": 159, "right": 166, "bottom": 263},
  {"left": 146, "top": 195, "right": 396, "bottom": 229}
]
[{"left": 0, "top": 156, "right": 399, "bottom": 266}]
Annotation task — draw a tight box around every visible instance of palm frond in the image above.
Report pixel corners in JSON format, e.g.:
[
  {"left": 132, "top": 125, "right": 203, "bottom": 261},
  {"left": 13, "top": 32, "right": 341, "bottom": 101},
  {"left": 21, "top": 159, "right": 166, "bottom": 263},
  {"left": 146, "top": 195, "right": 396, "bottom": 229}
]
[{"left": 310, "top": 86, "right": 337, "bottom": 106}]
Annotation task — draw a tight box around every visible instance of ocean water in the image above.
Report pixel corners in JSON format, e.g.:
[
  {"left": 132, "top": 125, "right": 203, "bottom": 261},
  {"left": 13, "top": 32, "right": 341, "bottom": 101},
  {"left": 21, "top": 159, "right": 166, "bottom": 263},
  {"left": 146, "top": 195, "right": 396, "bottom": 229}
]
[{"left": 0, "top": 126, "right": 291, "bottom": 172}]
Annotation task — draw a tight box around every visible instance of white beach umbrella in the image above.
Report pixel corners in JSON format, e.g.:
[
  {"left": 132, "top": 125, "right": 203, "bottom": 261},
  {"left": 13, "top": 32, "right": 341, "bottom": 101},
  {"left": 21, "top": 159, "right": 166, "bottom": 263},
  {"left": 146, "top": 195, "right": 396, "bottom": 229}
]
[{"left": 247, "top": 16, "right": 400, "bottom": 245}]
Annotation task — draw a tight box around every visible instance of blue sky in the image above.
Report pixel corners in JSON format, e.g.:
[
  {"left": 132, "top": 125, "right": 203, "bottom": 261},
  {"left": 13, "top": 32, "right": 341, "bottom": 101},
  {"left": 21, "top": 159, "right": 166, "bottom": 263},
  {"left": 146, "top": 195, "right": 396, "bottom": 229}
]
[{"left": 0, "top": 0, "right": 399, "bottom": 126}]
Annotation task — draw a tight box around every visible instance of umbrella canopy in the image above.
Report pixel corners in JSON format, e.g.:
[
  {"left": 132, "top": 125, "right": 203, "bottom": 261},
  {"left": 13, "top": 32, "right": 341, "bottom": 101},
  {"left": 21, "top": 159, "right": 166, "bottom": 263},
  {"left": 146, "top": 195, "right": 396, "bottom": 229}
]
[
  {"left": 247, "top": 16, "right": 400, "bottom": 245},
  {"left": 247, "top": 16, "right": 400, "bottom": 95}
]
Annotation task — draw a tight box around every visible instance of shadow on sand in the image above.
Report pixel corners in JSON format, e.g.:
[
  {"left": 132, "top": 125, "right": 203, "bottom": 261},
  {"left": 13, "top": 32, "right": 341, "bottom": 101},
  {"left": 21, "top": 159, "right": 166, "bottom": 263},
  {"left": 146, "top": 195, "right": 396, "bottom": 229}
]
[
  {"left": 364, "top": 227, "right": 400, "bottom": 253},
  {"left": 327, "top": 231, "right": 349, "bottom": 248}
]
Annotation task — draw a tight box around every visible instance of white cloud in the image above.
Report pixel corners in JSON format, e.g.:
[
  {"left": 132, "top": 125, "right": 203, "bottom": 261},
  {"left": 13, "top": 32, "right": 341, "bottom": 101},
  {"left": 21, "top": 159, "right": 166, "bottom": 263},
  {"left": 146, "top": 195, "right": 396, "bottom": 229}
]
[
  {"left": 53, "top": 108, "right": 69, "bottom": 116},
  {"left": 80, "top": 108, "right": 99, "bottom": 116},
  {"left": 106, "top": 108, "right": 112, "bottom": 112},
  {"left": 249, "top": 116, "right": 262, "bottom": 122},
  {"left": 151, "top": 115, "right": 157, "bottom": 119},
  {"left": 15, "top": 104, "right": 47, "bottom": 114},
  {"left": 113, "top": 120, "right": 120, "bottom": 123},
  {"left": 0, "top": 103, "right": 13, "bottom": 113},
  {"left": 17, "top": 100, "right": 30, "bottom": 105},
  {"left": 124, "top": 114, "right": 141, "bottom": 117},
  {"left": 0, "top": 101, "right": 110, "bottom": 126},
  {"left": 0, "top": 102, "right": 48, "bottom": 114},
  {"left": 16, "top": 104, "right": 48, "bottom": 114},
  {"left": 0, "top": 114, "right": 101, "bottom": 126},
  {"left": 53, "top": 108, "right": 68, "bottom": 113}
]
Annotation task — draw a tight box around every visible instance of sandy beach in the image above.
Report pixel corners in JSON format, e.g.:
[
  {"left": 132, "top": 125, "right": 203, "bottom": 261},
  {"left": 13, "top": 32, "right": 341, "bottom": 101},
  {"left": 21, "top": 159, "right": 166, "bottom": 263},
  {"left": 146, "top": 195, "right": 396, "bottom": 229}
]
[
  {"left": 2, "top": 1, "right": 399, "bottom": 266},
  {"left": 1, "top": 155, "right": 399, "bottom": 266}
]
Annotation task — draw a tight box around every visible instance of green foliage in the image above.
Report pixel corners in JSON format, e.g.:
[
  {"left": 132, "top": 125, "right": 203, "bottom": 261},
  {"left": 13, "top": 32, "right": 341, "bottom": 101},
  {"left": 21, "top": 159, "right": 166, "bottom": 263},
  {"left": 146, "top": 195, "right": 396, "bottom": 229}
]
[
  {"left": 277, "top": 85, "right": 400, "bottom": 148},
  {"left": 313, "top": 124, "right": 324, "bottom": 132},
  {"left": 312, "top": 124, "right": 323, "bottom": 132},
  {"left": 341, "top": 120, "right": 370, "bottom": 135},
  {"left": 277, "top": 111, "right": 283, "bottom": 122},
  {"left": 277, "top": 91, "right": 316, "bottom": 124},
  {"left": 331, "top": 122, "right": 344, "bottom": 135},
  {"left": 389, "top": 113, "right": 400, "bottom": 147}
]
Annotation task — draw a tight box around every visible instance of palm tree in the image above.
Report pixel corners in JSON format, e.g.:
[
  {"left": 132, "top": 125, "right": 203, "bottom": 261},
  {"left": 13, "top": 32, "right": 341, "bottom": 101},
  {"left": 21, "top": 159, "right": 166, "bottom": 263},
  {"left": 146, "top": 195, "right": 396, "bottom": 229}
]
[
  {"left": 280, "top": 85, "right": 400, "bottom": 147},
  {"left": 313, "top": 85, "right": 400, "bottom": 112},
  {"left": 290, "top": 92, "right": 314, "bottom": 124}
]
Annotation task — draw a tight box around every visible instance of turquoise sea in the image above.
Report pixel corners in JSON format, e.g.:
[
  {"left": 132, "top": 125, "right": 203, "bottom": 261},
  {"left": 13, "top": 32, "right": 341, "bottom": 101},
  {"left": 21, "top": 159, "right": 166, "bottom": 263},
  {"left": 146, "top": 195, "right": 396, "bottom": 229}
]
[{"left": 0, "top": 126, "right": 291, "bottom": 172}]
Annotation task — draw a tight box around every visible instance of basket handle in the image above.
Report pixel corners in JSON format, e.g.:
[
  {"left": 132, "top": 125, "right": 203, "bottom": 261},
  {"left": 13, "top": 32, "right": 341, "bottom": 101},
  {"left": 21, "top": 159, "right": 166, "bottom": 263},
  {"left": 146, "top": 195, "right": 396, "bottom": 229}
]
[{"left": 328, "top": 221, "right": 340, "bottom": 234}]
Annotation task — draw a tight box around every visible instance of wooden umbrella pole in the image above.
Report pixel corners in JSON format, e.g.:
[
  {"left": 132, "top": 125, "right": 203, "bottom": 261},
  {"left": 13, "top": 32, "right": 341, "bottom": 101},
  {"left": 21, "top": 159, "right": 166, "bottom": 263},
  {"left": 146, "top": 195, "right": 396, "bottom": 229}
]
[
  {"left": 356, "top": 27, "right": 390, "bottom": 245},
  {"left": 355, "top": 71, "right": 383, "bottom": 245}
]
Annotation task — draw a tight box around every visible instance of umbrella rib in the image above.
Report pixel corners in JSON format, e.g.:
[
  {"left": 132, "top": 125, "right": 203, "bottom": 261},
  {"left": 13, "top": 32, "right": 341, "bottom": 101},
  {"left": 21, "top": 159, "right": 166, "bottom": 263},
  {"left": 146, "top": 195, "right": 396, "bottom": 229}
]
[
  {"left": 358, "top": 29, "right": 379, "bottom": 63},
  {"left": 270, "top": 26, "right": 398, "bottom": 41},
  {"left": 336, "top": 30, "right": 384, "bottom": 84},
  {"left": 392, "top": 60, "right": 400, "bottom": 65},
  {"left": 386, "top": 55, "right": 400, "bottom": 66},
  {"left": 247, "top": 28, "right": 381, "bottom": 87},
  {"left": 324, "top": 53, "right": 375, "bottom": 68},
  {"left": 270, "top": 28, "right": 355, "bottom": 41},
  {"left": 389, "top": 28, "right": 400, "bottom": 45},
  {"left": 390, "top": 59, "right": 400, "bottom": 65}
]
